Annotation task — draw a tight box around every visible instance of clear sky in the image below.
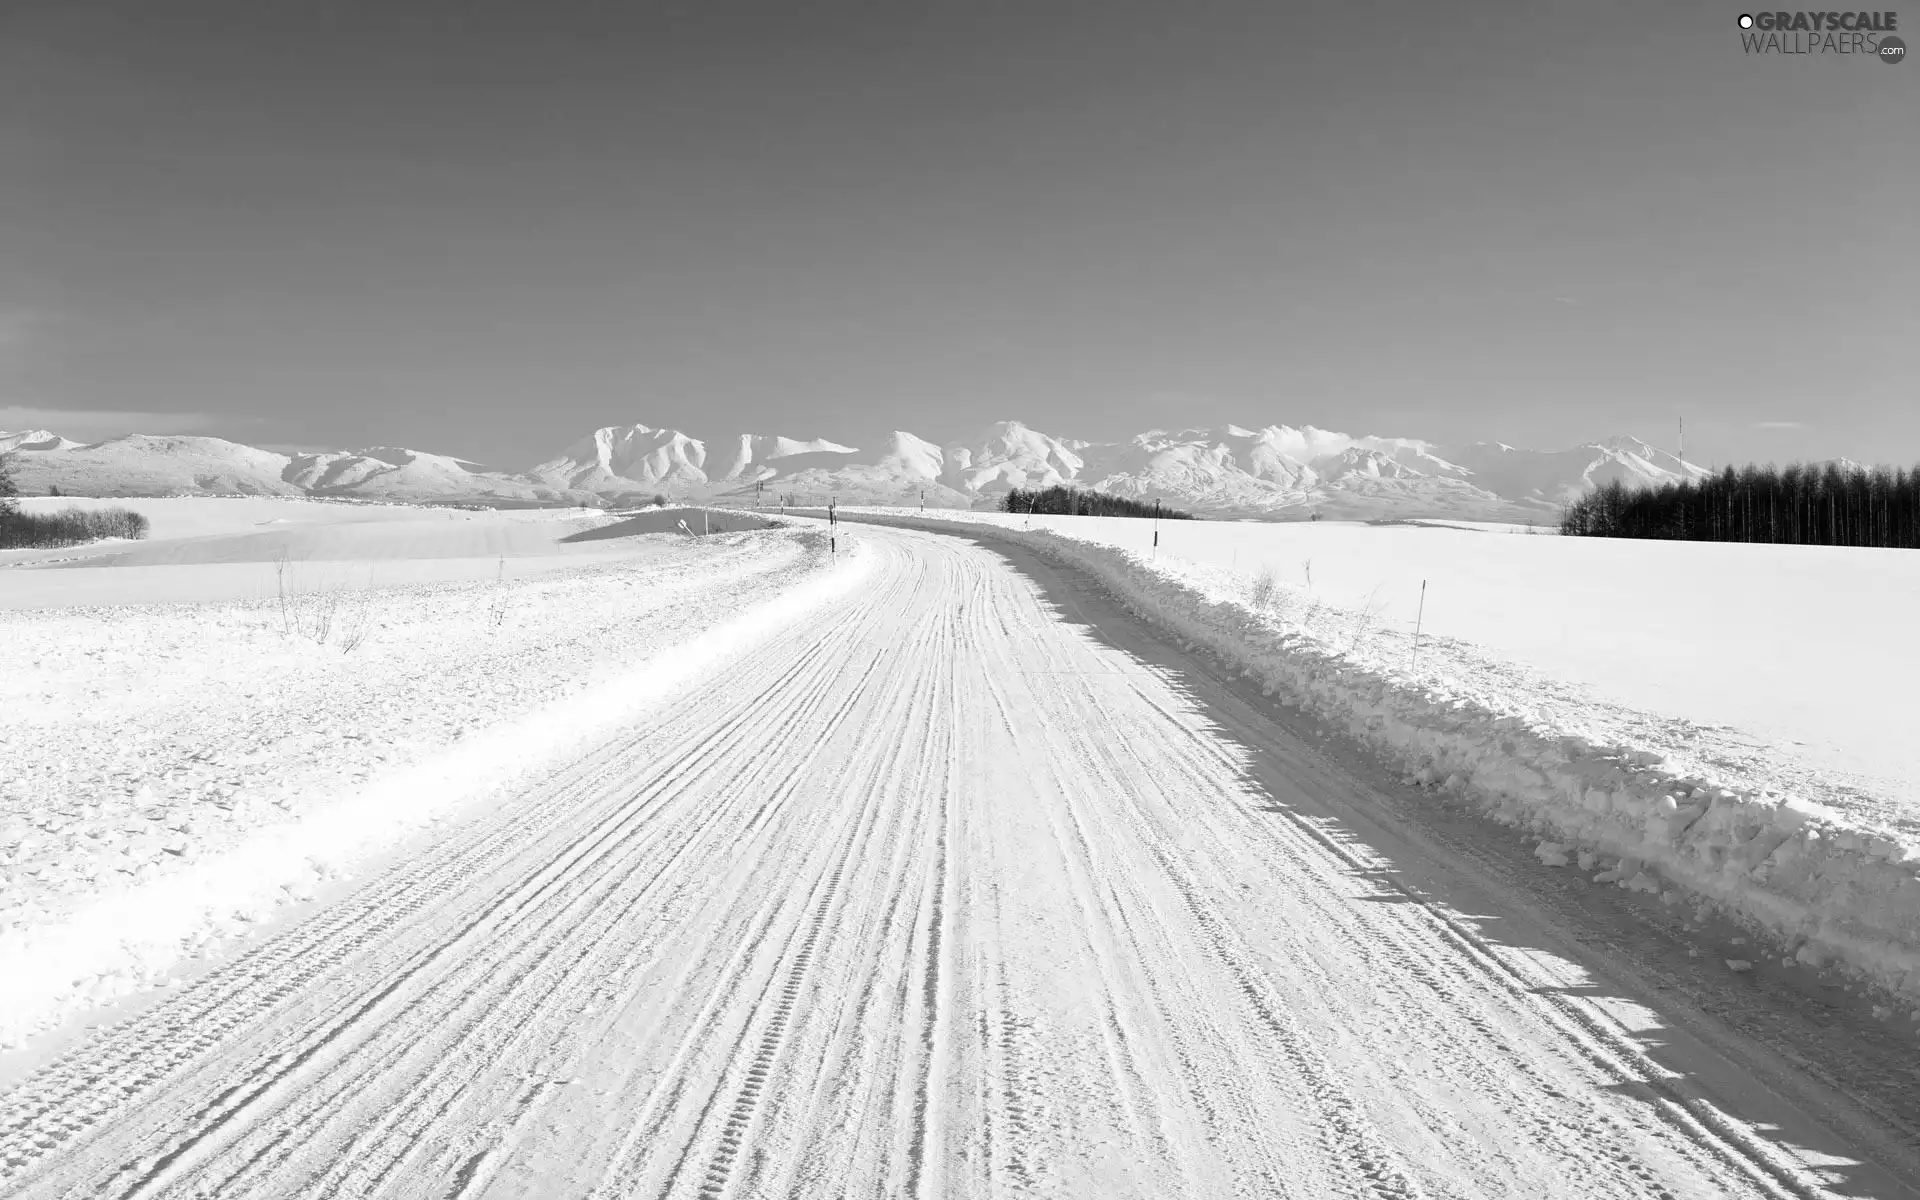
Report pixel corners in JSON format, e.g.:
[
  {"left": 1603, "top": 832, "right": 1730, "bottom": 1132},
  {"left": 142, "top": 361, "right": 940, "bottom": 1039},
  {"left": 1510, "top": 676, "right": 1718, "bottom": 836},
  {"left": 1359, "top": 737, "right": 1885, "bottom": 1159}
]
[{"left": 1, "top": 0, "right": 1913, "bottom": 469}]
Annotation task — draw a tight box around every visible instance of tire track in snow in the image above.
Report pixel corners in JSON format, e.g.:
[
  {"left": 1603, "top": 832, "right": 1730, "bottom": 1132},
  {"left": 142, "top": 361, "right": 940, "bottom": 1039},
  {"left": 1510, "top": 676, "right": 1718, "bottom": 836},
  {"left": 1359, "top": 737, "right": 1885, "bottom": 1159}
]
[
  {"left": 1001, "top": 538, "right": 1844, "bottom": 1198},
  {"left": 963, "top": 603, "right": 1204, "bottom": 1198},
  {"left": 1, "top": 610, "right": 863, "bottom": 1184},
  {"left": 903, "top": 594, "right": 959, "bottom": 1200},
  {"left": 1080, "top": 692, "right": 1670, "bottom": 1198},
  {"left": 1, "top": 552, "right": 889, "bottom": 1197},
  {"left": 324, "top": 624, "right": 898, "bottom": 1193},
  {"left": 975, "top": 566, "right": 1340, "bottom": 1199},
  {"left": 594, "top": 549, "right": 954, "bottom": 1199},
  {"left": 686, "top": 857, "right": 847, "bottom": 1199},
  {"left": 188, "top": 614, "right": 874, "bottom": 1194},
  {"left": 1089, "top": 595, "right": 1839, "bottom": 1200},
  {"left": 676, "top": 596, "right": 946, "bottom": 1197}
]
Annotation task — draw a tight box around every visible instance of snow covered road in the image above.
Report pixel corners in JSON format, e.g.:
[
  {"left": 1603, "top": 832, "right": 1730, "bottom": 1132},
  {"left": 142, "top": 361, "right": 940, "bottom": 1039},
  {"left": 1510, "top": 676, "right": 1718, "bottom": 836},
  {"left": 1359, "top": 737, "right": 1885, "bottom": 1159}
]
[{"left": 3, "top": 525, "right": 1915, "bottom": 1198}]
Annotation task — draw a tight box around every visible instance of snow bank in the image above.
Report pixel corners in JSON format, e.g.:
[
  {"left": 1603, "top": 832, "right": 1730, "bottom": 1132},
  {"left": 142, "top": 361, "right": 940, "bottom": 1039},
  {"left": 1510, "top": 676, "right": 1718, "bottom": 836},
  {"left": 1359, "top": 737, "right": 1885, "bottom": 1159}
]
[
  {"left": 846, "top": 512, "right": 1920, "bottom": 1006},
  {"left": 0, "top": 527, "right": 869, "bottom": 1047}
]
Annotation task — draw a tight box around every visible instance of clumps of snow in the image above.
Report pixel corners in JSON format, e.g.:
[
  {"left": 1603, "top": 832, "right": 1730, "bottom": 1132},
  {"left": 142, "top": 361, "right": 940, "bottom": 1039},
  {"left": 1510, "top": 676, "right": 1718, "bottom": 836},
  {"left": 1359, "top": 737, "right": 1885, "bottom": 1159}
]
[
  {"left": 850, "top": 512, "right": 1920, "bottom": 1007},
  {"left": 1533, "top": 841, "right": 1573, "bottom": 868},
  {"left": 0, "top": 526, "right": 867, "bottom": 1048}
]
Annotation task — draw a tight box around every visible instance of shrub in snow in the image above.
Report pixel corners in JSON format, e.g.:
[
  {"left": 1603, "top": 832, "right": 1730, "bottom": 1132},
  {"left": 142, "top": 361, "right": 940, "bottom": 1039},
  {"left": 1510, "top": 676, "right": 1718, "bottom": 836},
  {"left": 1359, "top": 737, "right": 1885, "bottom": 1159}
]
[{"left": 1248, "top": 565, "right": 1279, "bottom": 611}]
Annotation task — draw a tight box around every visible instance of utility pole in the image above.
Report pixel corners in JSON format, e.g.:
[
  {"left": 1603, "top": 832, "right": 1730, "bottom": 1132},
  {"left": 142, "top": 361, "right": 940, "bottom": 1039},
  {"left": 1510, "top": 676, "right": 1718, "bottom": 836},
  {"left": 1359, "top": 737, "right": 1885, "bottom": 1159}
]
[
  {"left": 1153, "top": 499, "right": 1161, "bottom": 554},
  {"left": 1678, "top": 416, "right": 1685, "bottom": 468}
]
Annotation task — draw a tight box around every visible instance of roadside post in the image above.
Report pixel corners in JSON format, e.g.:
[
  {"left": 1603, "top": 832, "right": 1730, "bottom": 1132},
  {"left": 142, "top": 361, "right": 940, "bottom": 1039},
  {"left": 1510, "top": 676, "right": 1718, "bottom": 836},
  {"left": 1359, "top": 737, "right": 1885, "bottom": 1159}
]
[{"left": 1411, "top": 579, "right": 1427, "bottom": 672}]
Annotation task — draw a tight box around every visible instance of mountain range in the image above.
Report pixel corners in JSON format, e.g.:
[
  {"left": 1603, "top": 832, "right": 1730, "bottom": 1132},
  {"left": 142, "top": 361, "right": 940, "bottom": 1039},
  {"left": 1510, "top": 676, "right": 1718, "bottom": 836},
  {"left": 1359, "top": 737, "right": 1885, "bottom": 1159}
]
[{"left": 0, "top": 421, "right": 1715, "bottom": 520}]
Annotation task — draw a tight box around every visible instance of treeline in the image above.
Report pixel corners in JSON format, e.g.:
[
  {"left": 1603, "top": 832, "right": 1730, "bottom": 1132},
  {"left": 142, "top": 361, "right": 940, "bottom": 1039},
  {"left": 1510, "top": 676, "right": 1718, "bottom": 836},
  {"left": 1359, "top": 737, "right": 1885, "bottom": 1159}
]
[
  {"left": 0, "top": 506, "right": 152, "bottom": 549},
  {"left": 1000, "top": 486, "right": 1196, "bottom": 520},
  {"left": 0, "top": 457, "right": 152, "bottom": 548},
  {"left": 1560, "top": 461, "right": 1920, "bottom": 548}
]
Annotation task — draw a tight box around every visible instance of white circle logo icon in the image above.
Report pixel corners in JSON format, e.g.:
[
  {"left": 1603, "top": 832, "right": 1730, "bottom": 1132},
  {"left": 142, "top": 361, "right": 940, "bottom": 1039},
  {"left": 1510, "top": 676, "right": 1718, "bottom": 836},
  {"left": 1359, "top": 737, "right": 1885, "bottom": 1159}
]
[{"left": 1738, "top": 13, "right": 1755, "bottom": 28}]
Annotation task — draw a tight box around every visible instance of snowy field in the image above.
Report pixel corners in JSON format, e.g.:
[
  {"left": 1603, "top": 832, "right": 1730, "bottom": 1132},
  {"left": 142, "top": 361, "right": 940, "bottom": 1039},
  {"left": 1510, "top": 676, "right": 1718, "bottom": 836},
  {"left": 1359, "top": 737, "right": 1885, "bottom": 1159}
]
[
  {"left": 0, "top": 496, "right": 684, "bottom": 607},
  {"left": 836, "top": 508, "right": 1920, "bottom": 1007},
  {"left": 0, "top": 499, "right": 866, "bottom": 1048}
]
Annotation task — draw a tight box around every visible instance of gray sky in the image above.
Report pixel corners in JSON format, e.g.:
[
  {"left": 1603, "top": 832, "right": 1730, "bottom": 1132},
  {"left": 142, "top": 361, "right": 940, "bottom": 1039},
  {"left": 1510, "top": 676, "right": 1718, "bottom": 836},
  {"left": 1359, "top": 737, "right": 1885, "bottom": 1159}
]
[{"left": 1, "top": 0, "right": 1913, "bottom": 468}]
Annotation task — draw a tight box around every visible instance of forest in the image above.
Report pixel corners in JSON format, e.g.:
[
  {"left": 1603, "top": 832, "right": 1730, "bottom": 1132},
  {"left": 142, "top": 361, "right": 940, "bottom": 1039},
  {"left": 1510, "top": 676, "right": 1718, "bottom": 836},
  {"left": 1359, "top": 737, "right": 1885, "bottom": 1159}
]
[
  {"left": 1559, "top": 461, "right": 1920, "bottom": 548},
  {"left": 999, "top": 486, "right": 1197, "bottom": 520}
]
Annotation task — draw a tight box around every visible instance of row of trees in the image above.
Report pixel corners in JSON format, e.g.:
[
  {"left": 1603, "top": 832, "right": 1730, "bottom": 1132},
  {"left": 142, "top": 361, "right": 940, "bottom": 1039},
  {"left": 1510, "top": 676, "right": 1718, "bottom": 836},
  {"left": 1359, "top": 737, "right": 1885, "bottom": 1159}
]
[
  {"left": 0, "top": 455, "right": 152, "bottom": 548},
  {"left": 1560, "top": 461, "right": 1920, "bottom": 548},
  {"left": 1000, "top": 485, "right": 1195, "bottom": 520}
]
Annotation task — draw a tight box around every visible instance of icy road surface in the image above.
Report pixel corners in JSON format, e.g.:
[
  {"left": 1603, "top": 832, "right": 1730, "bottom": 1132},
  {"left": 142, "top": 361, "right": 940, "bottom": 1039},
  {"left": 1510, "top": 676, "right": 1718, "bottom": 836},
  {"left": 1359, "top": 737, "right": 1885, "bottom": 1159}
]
[{"left": 3, "top": 525, "right": 1916, "bottom": 1198}]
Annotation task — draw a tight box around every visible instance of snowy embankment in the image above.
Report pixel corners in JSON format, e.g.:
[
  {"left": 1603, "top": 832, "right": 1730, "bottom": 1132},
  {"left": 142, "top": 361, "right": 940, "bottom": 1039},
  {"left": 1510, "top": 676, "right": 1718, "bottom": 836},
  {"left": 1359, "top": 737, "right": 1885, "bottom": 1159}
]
[
  {"left": 0, "top": 519, "right": 869, "bottom": 1048},
  {"left": 841, "top": 509, "right": 1920, "bottom": 1010}
]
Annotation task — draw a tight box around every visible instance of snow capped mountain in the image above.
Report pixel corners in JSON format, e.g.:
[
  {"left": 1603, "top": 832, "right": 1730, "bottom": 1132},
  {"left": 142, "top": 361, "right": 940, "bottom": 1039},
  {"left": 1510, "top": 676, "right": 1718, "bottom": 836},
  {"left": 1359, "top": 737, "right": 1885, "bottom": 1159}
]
[
  {"left": 0, "top": 429, "right": 81, "bottom": 454},
  {"left": 526, "top": 425, "right": 712, "bottom": 494},
  {"left": 1, "top": 435, "right": 305, "bottom": 497},
  {"left": 1438, "top": 436, "right": 1710, "bottom": 508},
  {"left": 718, "top": 434, "right": 860, "bottom": 482},
  {"left": 525, "top": 426, "right": 887, "bottom": 498},
  {"left": 283, "top": 447, "right": 542, "bottom": 501},
  {"left": 721, "top": 432, "right": 973, "bottom": 507},
  {"left": 0, "top": 417, "right": 1738, "bottom": 518},
  {"left": 0, "top": 434, "right": 566, "bottom": 503},
  {"left": 1321, "top": 447, "right": 1421, "bottom": 480},
  {"left": 1010, "top": 425, "right": 1475, "bottom": 517},
  {"left": 945, "top": 421, "right": 1088, "bottom": 492}
]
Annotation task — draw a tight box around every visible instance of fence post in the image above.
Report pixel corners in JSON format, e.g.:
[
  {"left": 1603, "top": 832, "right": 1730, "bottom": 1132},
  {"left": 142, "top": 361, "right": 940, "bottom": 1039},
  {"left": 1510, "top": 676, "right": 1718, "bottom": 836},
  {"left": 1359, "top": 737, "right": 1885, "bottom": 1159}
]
[{"left": 1411, "top": 579, "right": 1427, "bottom": 672}]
